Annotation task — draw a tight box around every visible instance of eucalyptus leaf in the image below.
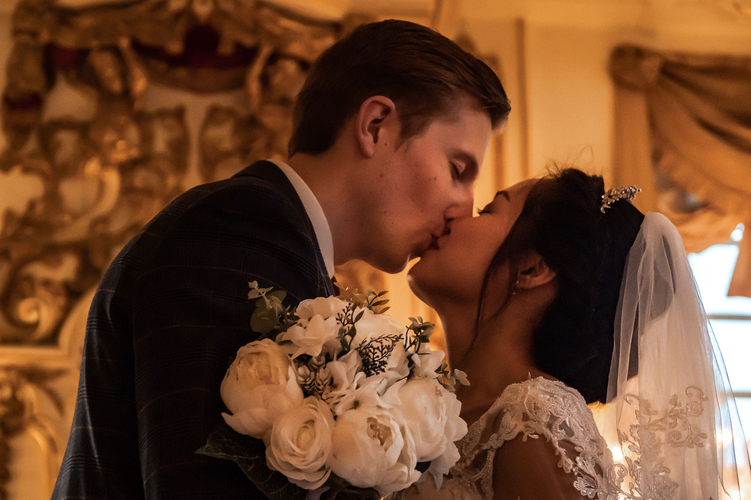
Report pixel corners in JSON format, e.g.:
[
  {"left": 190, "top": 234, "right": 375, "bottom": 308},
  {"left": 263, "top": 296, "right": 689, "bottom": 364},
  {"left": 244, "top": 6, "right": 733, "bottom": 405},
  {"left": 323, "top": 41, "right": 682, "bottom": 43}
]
[
  {"left": 197, "top": 423, "right": 307, "bottom": 500},
  {"left": 251, "top": 307, "right": 278, "bottom": 334},
  {"left": 454, "top": 369, "right": 470, "bottom": 386}
]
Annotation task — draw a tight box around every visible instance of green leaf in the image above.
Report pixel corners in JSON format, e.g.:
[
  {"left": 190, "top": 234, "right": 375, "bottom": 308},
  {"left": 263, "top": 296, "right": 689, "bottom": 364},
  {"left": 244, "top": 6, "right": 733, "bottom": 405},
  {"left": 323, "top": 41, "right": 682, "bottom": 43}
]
[
  {"left": 268, "top": 290, "right": 287, "bottom": 302},
  {"left": 354, "top": 311, "right": 364, "bottom": 322},
  {"left": 248, "top": 281, "right": 274, "bottom": 296},
  {"left": 251, "top": 307, "right": 278, "bottom": 334},
  {"left": 454, "top": 369, "right": 470, "bottom": 386},
  {"left": 197, "top": 423, "right": 307, "bottom": 500}
]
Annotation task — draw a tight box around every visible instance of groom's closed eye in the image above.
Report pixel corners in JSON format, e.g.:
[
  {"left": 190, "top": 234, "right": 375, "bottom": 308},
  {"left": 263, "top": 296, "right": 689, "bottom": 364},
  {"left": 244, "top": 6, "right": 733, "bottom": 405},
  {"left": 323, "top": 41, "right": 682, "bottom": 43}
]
[
  {"left": 449, "top": 151, "right": 480, "bottom": 181},
  {"left": 450, "top": 162, "right": 464, "bottom": 179}
]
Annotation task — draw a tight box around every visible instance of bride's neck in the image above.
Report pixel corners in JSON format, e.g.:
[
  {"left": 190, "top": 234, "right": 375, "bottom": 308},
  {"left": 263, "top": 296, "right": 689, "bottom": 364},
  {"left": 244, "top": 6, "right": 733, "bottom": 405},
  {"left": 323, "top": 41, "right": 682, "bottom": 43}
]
[{"left": 446, "top": 304, "right": 546, "bottom": 425}]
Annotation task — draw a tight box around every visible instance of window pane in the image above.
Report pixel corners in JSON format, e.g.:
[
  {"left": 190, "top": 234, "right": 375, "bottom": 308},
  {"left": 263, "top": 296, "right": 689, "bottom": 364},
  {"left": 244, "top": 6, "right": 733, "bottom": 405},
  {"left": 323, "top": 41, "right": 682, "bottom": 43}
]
[
  {"left": 689, "top": 245, "right": 751, "bottom": 316},
  {"left": 712, "top": 320, "right": 751, "bottom": 392},
  {"left": 688, "top": 241, "right": 751, "bottom": 453},
  {"left": 734, "top": 398, "right": 751, "bottom": 450}
]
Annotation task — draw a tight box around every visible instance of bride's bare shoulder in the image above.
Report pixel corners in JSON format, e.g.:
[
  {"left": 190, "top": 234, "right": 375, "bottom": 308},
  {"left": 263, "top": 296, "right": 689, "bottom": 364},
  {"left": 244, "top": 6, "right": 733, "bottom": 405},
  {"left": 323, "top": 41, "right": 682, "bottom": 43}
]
[{"left": 492, "top": 432, "right": 585, "bottom": 500}]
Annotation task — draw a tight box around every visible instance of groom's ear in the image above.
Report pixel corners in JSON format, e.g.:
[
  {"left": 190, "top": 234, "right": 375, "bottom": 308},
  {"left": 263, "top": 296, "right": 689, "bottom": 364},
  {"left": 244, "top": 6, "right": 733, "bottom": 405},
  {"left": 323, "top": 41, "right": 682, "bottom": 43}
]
[
  {"left": 356, "top": 96, "right": 396, "bottom": 158},
  {"left": 516, "top": 252, "right": 556, "bottom": 290}
]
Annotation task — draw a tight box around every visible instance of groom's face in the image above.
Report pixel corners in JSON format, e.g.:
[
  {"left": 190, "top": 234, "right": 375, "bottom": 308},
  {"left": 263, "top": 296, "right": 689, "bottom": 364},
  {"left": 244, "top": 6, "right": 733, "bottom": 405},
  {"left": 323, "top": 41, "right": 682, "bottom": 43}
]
[{"left": 362, "top": 97, "right": 493, "bottom": 273}]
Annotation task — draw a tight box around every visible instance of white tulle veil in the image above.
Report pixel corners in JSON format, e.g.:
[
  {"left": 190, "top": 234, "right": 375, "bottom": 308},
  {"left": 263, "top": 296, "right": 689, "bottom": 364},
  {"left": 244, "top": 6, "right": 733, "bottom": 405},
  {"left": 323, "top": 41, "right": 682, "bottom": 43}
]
[{"left": 593, "top": 212, "right": 751, "bottom": 499}]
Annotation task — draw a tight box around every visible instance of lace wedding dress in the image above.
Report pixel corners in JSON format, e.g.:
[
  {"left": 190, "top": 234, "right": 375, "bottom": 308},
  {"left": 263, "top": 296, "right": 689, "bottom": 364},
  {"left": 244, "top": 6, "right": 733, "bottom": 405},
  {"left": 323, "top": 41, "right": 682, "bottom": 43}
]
[{"left": 395, "top": 376, "right": 616, "bottom": 500}]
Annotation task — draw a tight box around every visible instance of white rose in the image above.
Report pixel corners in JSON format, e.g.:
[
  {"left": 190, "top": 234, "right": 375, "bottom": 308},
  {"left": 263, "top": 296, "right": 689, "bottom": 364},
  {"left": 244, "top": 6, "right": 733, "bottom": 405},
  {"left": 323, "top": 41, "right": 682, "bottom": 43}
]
[
  {"left": 409, "top": 343, "right": 445, "bottom": 379},
  {"left": 220, "top": 339, "right": 303, "bottom": 439},
  {"left": 295, "top": 296, "right": 347, "bottom": 322},
  {"left": 266, "top": 397, "right": 335, "bottom": 490},
  {"left": 388, "top": 378, "right": 467, "bottom": 489},
  {"left": 277, "top": 315, "right": 340, "bottom": 358},
  {"left": 350, "top": 308, "right": 405, "bottom": 349},
  {"left": 332, "top": 374, "right": 387, "bottom": 416},
  {"left": 323, "top": 349, "right": 365, "bottom": 410},
  {"left": 329, "top": 406, "right": 421, "bottom": 495}
]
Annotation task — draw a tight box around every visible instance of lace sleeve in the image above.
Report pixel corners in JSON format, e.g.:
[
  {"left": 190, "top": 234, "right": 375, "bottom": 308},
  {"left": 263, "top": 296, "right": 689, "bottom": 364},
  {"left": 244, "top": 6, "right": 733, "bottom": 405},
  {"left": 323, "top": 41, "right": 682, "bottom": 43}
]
[
  {"left": 455, "top": 377, "right": 616, "bottom": 499},
  {"left": 391, "top": 377, "right": 617, "bottom": 500}
]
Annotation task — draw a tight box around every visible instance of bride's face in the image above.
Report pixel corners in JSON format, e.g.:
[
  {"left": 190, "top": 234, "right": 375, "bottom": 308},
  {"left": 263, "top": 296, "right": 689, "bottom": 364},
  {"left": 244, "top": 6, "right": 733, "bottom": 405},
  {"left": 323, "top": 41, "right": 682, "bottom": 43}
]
[{"left": 407, "top": 179, "right": 536, "bottom": 310}]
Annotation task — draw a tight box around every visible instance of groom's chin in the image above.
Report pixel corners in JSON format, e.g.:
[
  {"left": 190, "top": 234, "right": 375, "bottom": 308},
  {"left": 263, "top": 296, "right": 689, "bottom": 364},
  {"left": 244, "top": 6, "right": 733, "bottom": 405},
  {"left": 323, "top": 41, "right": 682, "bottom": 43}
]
[
  {"left": 365, "top": 253, "right": 411, "bottom": 275},
  {"left": 406, "top": 268, "right": 436, "bottom": 308}
]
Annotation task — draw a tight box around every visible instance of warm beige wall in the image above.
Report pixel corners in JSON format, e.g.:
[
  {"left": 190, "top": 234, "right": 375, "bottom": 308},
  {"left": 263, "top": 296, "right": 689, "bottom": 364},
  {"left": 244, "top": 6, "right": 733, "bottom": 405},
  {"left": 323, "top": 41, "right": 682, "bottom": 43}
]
[
  {"left": 459, "top": 0, "right": 751, "bottom": 203},
  {"left": 525, "top": 24, "right": 619, "bottom": 181}
]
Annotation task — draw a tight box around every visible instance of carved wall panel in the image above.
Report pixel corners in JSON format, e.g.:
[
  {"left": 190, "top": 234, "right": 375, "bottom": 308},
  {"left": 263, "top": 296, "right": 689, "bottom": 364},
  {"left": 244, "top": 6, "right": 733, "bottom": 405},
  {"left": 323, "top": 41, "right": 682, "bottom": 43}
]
[{"left": 0, "top": 0, "right": 498, "bottom": 497}]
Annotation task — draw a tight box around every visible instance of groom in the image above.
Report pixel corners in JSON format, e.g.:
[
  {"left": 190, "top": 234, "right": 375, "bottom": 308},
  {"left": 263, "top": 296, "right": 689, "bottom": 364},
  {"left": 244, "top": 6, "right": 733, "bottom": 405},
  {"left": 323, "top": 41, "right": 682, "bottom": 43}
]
[{"left": 52, "top": 19, "right": 509, "bottom": 499}]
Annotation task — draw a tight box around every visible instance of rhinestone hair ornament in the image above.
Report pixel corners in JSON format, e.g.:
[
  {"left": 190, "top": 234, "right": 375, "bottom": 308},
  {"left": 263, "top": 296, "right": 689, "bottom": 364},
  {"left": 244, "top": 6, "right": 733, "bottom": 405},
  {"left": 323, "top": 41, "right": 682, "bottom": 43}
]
[{"left": 600, "top": 185, "right": 641, "bottom": 213}]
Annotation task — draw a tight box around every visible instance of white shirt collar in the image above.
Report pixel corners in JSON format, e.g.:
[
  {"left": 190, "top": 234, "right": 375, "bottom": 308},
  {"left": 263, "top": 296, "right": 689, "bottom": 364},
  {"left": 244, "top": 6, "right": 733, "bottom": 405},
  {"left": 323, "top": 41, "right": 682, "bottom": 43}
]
[{"left": 268, "top": 159, "right": 335, "bottom": 278}]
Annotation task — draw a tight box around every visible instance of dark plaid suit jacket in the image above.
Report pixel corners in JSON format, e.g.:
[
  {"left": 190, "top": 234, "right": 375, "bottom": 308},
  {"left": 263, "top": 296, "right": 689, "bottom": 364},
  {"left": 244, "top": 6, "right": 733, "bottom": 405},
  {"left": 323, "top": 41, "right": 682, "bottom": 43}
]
[{"left": 52, "top": 161, "right": 335, "bottom": 499}]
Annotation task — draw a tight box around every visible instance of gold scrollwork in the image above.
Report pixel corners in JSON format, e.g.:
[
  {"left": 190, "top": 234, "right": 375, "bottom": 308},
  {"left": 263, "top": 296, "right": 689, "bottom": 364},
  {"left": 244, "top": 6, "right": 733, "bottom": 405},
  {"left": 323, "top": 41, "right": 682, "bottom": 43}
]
[
  {"left": 0, "top": 0, "right": 352, "bottom": 348},
  {"left": 0, "top": 365, "right": 66, "bottom": 499}
]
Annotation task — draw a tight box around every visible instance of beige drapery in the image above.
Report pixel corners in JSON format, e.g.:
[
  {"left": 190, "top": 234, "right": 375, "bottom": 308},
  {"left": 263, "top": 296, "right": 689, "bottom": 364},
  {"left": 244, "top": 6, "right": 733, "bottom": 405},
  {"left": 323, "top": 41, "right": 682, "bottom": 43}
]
[{"left": 610, "top": 45, "right": 751, "bottom": 298}]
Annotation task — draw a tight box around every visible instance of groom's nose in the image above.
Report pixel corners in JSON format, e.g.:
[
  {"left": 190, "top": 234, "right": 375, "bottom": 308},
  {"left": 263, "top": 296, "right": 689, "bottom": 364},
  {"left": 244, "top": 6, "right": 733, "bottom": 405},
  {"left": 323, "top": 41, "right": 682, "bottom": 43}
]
[{"left": 444, "top": 187, "right": 474, "bottom": 220}]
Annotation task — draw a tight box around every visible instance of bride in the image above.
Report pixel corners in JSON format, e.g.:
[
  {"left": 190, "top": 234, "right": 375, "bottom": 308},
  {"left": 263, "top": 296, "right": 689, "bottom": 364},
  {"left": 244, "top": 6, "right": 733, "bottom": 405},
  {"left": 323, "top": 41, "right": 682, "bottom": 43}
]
[{"left": 399, "top": 167, "right": 751, "bottom": 499}]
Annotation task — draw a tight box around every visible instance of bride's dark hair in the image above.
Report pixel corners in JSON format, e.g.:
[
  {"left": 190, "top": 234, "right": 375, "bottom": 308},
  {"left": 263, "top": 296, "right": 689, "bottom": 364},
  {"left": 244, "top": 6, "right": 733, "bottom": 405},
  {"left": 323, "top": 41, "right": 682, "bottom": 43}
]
[{"left": 478, "top": 167, "right": 644, "bottom": 404}]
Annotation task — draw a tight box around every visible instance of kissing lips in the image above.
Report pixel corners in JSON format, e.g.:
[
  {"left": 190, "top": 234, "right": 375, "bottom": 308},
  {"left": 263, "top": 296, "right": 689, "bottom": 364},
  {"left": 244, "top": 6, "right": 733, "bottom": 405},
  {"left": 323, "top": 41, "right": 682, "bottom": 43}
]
[
  {"left": 423, "top": 234, "right": 441, "bottom": 253},
  {"left": 417, "top": 227, "right": 447, "bottom": 257}
]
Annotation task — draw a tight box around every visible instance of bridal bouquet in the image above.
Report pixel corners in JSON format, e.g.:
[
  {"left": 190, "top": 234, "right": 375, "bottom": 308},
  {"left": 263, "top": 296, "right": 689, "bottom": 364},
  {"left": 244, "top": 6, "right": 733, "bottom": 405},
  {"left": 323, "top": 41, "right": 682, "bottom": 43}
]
[{"left": 198, "top": 282, "right": 469, "bottom": 499}]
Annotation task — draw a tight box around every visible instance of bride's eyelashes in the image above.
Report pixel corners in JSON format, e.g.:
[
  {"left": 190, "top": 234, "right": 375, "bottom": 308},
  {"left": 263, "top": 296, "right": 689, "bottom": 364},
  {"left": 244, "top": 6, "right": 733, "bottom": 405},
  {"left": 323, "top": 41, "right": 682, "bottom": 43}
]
[{"left": 476, "top": 207, "right": 491, "bottom": 215}]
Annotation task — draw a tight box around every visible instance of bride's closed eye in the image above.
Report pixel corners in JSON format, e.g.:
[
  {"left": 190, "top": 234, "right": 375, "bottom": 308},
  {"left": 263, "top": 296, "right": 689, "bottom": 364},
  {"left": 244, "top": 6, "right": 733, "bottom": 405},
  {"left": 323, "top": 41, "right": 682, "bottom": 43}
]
[{"left": 476, "top": 207, "right": 491, "bottom": 215}]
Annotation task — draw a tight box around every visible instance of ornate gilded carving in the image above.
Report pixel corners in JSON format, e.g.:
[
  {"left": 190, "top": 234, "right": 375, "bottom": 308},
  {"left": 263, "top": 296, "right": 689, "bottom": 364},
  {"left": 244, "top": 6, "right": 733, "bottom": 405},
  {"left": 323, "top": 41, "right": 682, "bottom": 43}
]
[
  {"left": 0, "top": 365, "right": 66, "bottom": 500},
  {"left": 0, "top": 1, "right": 357, "bottom": 495},
  {"left": 0, "top": 0, "right": 351, "bottom": 350}
]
